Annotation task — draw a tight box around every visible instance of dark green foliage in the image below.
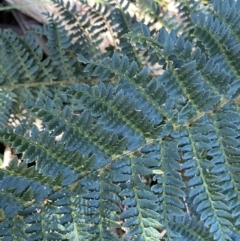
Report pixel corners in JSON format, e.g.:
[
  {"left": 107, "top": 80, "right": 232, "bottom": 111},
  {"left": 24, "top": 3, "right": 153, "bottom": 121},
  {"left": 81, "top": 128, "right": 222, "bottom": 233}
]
[{"left": 0, "top": 0, "right": 240, "bottom": 240}]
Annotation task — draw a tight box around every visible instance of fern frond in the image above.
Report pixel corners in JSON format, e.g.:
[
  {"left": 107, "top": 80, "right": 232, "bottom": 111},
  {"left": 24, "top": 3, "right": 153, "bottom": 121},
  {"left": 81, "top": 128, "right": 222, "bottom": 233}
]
[
  {"left": 1, "top": 124, "right": 93, "bottom": 185},
  {"left": 212, "top": 0, "right": 240, "bottom": 43},
  {"left": 138, "top": 0, "right": 181, "bottom": 33},
  {"left": 78, "top": 53, "right": 171, "bottom": 131},
  {"left": 191, "top": 11, "right": 240, "bottom": 80},
  {"left": 1, "top": 0, "right": 240, "bottom": 240},
  {"left": 25, "top": 99, "right": 127, "bottom": 168},
  {"left": 123, "top": 25, "right": 222, "bottom": 123},
  {"left": 44, "top": 13, "right": 76, "bottom": 80},
  {"left": 105, "top": 0, "right": 144, "bottom": 65},
  {"left": 180, "top": 121, "right": 234, "bottom": 241},
  {"left": 175, "top": 0, "right": 206, "bottom": 38},
  {"left": 50, "top": 0, "right": 105, "bottom": 60},
  {"left": 0, "top": 29, "right": 38, "bottom": 82},
  {"left": 169, "top": 214, "right": 215, "bottom": 241},
  {"left": 152, "top": 139, "right": 185, "bottom": 240}
]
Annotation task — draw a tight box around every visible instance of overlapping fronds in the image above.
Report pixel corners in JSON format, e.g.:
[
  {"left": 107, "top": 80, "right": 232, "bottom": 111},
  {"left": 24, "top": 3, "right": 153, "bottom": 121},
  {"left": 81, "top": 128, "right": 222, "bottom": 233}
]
[{"left": 0, "top": 0, "right": 240, "bottom": 240}]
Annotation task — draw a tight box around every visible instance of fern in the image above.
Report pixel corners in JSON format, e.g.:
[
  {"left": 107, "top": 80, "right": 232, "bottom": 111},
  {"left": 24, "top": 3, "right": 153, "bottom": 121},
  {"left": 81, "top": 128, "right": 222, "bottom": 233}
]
[{"left": 0, "top": 0, "right": 240, "bottom": 240}]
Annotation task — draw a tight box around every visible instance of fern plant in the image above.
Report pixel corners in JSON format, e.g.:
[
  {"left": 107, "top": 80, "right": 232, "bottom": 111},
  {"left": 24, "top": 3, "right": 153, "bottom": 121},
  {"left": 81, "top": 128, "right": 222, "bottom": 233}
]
[{"left": 0, "top": 0, "right": 240, "bottom": 240}]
